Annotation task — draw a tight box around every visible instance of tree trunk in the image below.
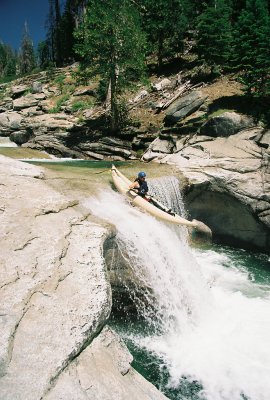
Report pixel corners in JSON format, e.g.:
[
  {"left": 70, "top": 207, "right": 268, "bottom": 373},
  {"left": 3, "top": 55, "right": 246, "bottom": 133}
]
[
  {"left": 158, "top": 34, "right": 164, "bottom": 70},
  {"left": 110, "top": 68, "right": 118, "bottom": 132},
  {"left": 54, "top": 0, "right": 62, "bottom": 67}
]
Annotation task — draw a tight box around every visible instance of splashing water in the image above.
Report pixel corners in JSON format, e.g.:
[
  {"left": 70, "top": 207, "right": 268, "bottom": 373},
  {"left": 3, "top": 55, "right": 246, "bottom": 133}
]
[
  {"left": 85, "top": 190, "right": 270, "bottom": 400},
  {"left": 148, "top": 176, "right": 188, "bottom": 218}
]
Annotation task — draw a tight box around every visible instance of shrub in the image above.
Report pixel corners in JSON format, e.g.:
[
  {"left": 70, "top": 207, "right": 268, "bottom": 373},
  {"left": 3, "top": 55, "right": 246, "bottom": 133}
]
[
  {"left": 71, "top": 99, "right": 95, "bottom": 113},
  {"left": 48, "top": 94, "right": 70, "bottom": 113}
]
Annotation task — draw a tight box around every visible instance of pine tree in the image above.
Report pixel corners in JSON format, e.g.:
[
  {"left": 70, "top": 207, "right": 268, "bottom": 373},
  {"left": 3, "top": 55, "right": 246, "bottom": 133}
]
[
  {"left": 4, "top": 46, "right": 17, "bottom": 78},
  {"left": 233, "top": 0, "right": 270, "bottom": 95},
  {"left": 75, "top": 0, "right": 146, "bottom": 131},
  {"left": 139, "top": 0, "right": 191, "bottom": 69},
  {"left": 37, "top": 40, "right": 51, "bottom": 69},
  {"left": 60, "top": 0, "right": 77, "bottom": 64},
  {"left": 46, "top": 0, "right": 63, "bottom": 67},
  {"left": 196, "top": 0, "right": 232, "bottom": 71},
  {"left": 0, "top": 42, "right": 17, "bottom": 81},
  {"left": 0, "top": 42, "right": 7, "bottom": 78},
  {"left": 19, "top": 22, "right": 36, "bottom": 75}
]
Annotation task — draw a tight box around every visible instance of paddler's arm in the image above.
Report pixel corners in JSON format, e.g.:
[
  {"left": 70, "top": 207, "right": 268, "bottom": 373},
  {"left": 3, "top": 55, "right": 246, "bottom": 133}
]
[{"left": 129, "top": 181, "right": 140, "bottom": 190}]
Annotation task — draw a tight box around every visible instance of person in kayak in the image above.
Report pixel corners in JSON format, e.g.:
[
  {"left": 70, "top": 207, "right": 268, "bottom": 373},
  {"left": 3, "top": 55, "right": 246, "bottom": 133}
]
[
  {"left": 129, "top": 171, "right": 149, "bottom": 198},
  {"left": 129, "top": 171, "right": 175, "bottom": 215}
]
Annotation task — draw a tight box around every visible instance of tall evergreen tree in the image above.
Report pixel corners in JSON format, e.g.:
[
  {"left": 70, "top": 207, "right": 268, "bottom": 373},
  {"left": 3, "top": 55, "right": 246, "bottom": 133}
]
[
  {"left": 37, "top": 40, "right": 51, "bottom": 69},
  {"left": 0, "top": 42, "right": 17, "bottom": 80},
  {"left": 196, "top": 0, "right": 232, "bottom": 71},
  {"left": 46, "top": 0, "right": 63, "bottom": 66},
  {"left": 75, "top": 0, "right": 146, "bottom": 131},
  {"left": 60, "top": 0, "right": 77, "bottom": 63},
  {"left": 18, "top": 22, "right": 36, "bottom": 75},
  {"left": 54, "top": 0, "right": 63, "bottom": 66},
  {"left": 4, "top": 46, "right": 17, "bottom": 78},
  {"left": 139, "top": 0, "right": 191, "bottom": 69},
  {"left": 233, "top": 0, "right": 270, "bottom": 95}
]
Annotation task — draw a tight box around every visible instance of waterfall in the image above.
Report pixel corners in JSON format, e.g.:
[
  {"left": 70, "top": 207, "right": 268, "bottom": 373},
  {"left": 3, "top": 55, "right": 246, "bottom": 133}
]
[
  {"left": 0, "top": 136, "right": 17, "bottom": 147},
  {"left": 85, "top": 189, "right": 270, "bottom": 400},
  {"left": 148, "top": 176, "right": 188, "bottom": 218}
]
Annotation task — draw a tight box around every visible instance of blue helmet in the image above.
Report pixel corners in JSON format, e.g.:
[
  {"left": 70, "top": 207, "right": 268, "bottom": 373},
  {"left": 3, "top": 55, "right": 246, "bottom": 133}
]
[{"left": 138, "top": 171, "right": 146, "bottom": 178}]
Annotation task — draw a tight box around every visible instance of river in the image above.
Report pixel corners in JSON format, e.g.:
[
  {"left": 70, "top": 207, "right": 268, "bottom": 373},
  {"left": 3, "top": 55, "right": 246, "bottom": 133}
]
[{"left": 1, "top": 142, "right": 270, "bottom": 400}]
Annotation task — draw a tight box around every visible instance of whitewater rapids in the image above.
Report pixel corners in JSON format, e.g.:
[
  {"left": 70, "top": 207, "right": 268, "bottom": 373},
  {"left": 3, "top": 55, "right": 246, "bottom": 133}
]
[{"left": 85, "top": 190, "right": 270, "bottom": 400}]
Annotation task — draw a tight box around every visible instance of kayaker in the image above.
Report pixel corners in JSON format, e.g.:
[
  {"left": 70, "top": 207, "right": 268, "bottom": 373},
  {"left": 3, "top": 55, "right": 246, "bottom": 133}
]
[{"left": 129, "top": 171, "right": 149, "bottom": 198}]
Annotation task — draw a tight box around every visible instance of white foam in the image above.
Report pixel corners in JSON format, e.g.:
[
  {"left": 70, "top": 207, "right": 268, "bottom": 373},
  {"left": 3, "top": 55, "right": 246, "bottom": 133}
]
[
  {"left": 85, "top": 190, "right": 270, "bottom": 400},
  {"left": 0, "top": 136, "right": 17, "bottom": 147}
]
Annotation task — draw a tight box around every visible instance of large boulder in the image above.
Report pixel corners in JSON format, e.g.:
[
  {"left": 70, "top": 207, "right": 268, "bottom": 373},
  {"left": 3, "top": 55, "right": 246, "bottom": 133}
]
[
  {"left": 78, "top": 141, "right": 135, "bottom": 159},
  {"left": 0, "top": 97, "right": 13, "bottom": 112},
  {"left": 160, "top": 127, "right": 270, "bottom": 253},
  {"left": 0, "top": 156, "right": 111, "bottom": 399},
  {"left": 32, "top": 81, "right": 43, "bottom": 93},
  {"left": 200, "top": 111, "right": 254, "bottom": 137},
  {"left": 9, "top": 130, "right": 31, "bottom": 145},
  {"left": 9, "top": 84, "right": 29, "bottom": 99},
  {"left": 0, "top": 155, "right": 170, "bottom": 400},
  {"left": 0, "top": 111, "right": 23, "bottom": 135},
  {"left": 164, "top": 91, "right": 207, "bottom": 125},
  {"left": 13, "top": 94, "right": 45, "bottom": 111},
  {"left": 24, "top": 113, "right": 77, "bottom": 130}
]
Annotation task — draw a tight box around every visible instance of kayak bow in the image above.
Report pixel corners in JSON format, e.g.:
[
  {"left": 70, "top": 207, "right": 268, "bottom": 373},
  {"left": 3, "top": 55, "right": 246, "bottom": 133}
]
[{"left": 111, "top": 164, "right": 212, "bottom": 238}]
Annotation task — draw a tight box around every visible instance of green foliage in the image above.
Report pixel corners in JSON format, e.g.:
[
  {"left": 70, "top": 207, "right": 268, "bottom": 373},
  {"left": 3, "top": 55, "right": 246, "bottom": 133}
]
[
  {"left": 59, "top": 0, "right": 77, "bottom": 64},
  {"left": 37, "top": 41, "right": 51, "bottom": 69},
  {"left": 232, "top": 0, "right": 270, "bottom": 96},
  {"left": 71, "top": 99, "right": 95, "bottom": 112},
  {"left": 114, "top": 98, "right": 132, "bottom": 130},
  {"left": 74, "top": 0, "right": 146, "bottom": 130},
  {"left": 48, "top": 94, "right": 70, "bottom": 113},
  {"left": 71, "top": 65, "right": 93, "bottom": 86},
  {"left": 139, "top": 0, "right": 191, "bottom": 68},
  {"left": 54, "top": 74, "right": 66, "bottom": 93},
  {"left": 45, "top": 62, "right": 56, "bottom": 81},
  {"left": 0, "top": 42, "right": 17, "bottom": 81},
  {"left": 196, "top": 0, "right": 232, "bottom": 70},
  {"left": 18, "top": 22, "right": 36, "bottom": 75}
]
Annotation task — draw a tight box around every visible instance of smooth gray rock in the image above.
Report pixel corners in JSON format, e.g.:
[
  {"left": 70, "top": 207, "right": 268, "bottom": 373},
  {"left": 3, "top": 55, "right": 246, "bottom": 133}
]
[
  {"left": 152, "top": 78, "right": 172, "bottom": 92},
  {"left": 165, "top": 91, "right": 207, "bottom": 124},
  {"left": 0, "top": 111, "right": 23, "bottom": 134},
  {"left": 43, "top": 326, "right": 169, "bottom": 400},
  {"left": 161, "top": 128, "right": 270, "bottom": 252},
  {"left": 100, "top": 136, "right": 132, "bottom": 150},
  {"left": 255, "top": 129, "right": 270, "bottom": 148},
  {"left": 0, "top": 155, "right": 170, "bottom": 400},
  {"left": 9, "top": 130, "right": 31, "bottom": 145},
  {"left": 32, "top": 81, "right": 43, "bottom": 93},
  {"left": 24, "top": 113, "right": 77, "bottom": 130},
  {"left": 149, "top": 137, "right": 175, "bottom": 154},
  {"left": 10, "top": 84, "right": 29, "bottom": 98},
  {"left": 13, "top": 94, "right": 40, "bottom": 110},
  {"left": 0, "top": 97, "right": 13, "bottom": 112},
  {"left": 0, "top": 156, "right": 112, "bottom": 399},
  {"left": 200, "top": 111, "right": 254, "bottom": 137},
  {"left": 79, "top": 142, "right": 133, "bottom": 159}
]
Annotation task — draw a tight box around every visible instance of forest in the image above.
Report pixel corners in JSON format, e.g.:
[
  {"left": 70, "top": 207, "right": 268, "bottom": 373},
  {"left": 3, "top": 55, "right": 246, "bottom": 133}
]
[{"left": 0, "top": 0, "right": 269, "bottom": 114}]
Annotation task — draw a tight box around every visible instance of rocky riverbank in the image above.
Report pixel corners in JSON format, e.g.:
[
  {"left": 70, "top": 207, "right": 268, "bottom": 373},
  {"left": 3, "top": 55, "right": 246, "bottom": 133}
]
[
  {"left": 0, "top": 155, "right": 168, "bottom": 400},
  {"left": 0, "top": 67, "right": 269, "bottom": 252},
  {"left": 144, "top": 126, "right": 270, "bottom": 252}
]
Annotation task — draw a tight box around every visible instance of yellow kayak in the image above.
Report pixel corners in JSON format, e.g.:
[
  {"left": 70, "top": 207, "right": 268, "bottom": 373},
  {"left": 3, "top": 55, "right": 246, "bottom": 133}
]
[{"left": 111, "top": 165, "right": 212, "bottom": 238}]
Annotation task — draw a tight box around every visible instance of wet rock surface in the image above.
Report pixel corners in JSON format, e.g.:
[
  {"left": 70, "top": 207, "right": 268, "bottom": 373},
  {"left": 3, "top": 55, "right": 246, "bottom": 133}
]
[
  {"left": 0, "top": 155, "right": 169, "bottom": 400},
  {"left": 43, "top": 326, "right": 169, "bottom": 400},
  {"left": 148, "top": 128, "right": 270, "bottom": 252}
]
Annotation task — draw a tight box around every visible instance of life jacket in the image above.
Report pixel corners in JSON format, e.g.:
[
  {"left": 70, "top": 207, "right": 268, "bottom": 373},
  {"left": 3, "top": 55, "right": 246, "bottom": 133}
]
[{"left": 135, "top": 178, "right": 148, "bottom": 197}]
